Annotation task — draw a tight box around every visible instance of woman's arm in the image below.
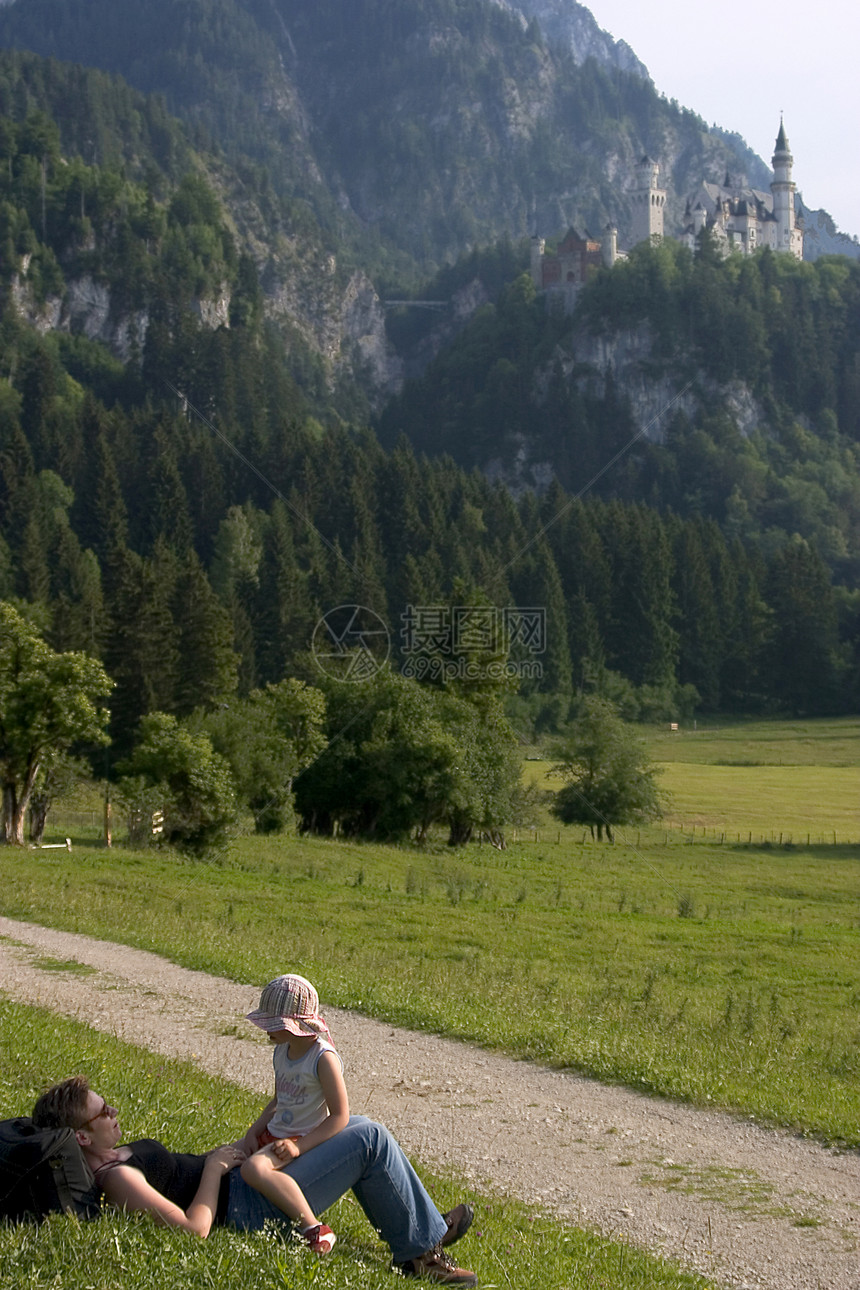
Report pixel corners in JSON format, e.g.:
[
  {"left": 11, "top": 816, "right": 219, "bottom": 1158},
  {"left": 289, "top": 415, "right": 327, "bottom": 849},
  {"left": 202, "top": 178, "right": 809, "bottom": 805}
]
[
  {"left": 291, "top": 1051, "right": 350, "bottom": 1156},
  {"left": 100, "top": 1147, "right": 242, "bottom": 1238}
]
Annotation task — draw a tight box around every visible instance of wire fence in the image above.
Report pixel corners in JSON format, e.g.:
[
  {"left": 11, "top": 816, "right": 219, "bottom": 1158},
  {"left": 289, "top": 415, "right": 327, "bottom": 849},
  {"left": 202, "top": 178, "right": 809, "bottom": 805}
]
[
  {"left": 507, "top": 825, "right": 856, "bottom": 846},
  {"left": 35, "top": 814, "right": 857, "bottom": 850}
]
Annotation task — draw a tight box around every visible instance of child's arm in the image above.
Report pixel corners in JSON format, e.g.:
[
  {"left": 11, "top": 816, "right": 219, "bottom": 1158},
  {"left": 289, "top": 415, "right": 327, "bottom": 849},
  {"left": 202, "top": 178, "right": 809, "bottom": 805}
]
[
  {"left": 289, "top": 1051, "right": 349, "bottom": 1157},
  {"left": 240, "top": 1095, "right": 278, "bottom": 1154}
]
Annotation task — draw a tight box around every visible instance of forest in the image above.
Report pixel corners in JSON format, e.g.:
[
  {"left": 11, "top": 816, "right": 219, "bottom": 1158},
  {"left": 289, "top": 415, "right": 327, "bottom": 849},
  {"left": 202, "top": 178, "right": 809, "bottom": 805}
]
[{"left": 0, "top": 37, "right": 858, "bottom": 847}]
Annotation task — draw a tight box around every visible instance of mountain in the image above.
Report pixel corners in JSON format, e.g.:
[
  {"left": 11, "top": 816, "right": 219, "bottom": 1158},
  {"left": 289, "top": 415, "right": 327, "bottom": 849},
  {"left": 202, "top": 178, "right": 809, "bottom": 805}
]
[
  {"left": 493, "top": 0, "right": 648, "bottom": 77},
  {"left": 0, "top": 18, "right": 857, "bottom": 723},
  {"left": 0, "top": 47, "right": 397, "bottom": 411},
  {"left": 0, "top": 0, "right": 837, "bottom": 277},
  {"left": 380, "top": 241, "right": 860, "bottom": 589}
]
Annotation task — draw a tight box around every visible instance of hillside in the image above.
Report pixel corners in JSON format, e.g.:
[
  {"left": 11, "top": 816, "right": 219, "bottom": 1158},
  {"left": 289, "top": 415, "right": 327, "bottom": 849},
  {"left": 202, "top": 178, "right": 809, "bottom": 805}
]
[
  {"left": 380, "top": 242, "right": 860, "bottom": 586},
  {"left": 0, "top": 10, "right": 858, "bottom": 733},
  {"left": 0, "top": 49, "right": 396, "bottom": 411},
  {"left": 0, "top": 0, "right": 838, "bottom": 277}
]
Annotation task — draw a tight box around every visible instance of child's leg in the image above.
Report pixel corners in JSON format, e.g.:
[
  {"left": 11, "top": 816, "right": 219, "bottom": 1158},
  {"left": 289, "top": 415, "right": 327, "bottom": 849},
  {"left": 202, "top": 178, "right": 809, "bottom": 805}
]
[{"left": 240, "top": 1147, "right": 319, "bottom": 1228}]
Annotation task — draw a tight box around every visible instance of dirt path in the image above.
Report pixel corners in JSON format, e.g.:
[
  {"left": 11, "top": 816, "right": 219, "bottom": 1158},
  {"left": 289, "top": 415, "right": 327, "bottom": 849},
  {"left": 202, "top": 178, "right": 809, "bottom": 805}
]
[{"left": 0, "top": 916, "right": 857, "bottom": 1290}]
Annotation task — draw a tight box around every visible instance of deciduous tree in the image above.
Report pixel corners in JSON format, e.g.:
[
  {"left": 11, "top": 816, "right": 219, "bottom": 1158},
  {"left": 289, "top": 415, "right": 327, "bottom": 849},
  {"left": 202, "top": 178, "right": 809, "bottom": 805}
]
[
  {"left": 118, "top": 711, "right": 236, "bottom": 853},
  {"left": 0, "top": 601, "right": 111, "bottom": 845},
  {"left": 551, "top": 696, "right": 663, "bottom": 841}
]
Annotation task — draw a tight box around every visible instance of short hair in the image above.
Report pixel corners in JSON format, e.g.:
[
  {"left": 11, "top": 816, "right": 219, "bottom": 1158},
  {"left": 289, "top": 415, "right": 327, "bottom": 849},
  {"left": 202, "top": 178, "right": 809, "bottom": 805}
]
[{"left": 32, "top": 1076, "right": 91, "bottom": 1130}]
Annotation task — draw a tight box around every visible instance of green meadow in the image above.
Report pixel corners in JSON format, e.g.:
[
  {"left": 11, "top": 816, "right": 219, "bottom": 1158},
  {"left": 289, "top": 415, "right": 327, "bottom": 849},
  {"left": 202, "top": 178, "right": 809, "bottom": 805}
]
[
  {"left": 0, "top": 1000, "right": 712, "bottom": 1290},
  {"left": 1, "top": 816, "right": 858, "bottom": 1141},
  {"left": 649, "top": 715, "right": 860, "bottom": 837},
  {"left": 0, "top": 718, "right": 857, "bottom": 1288},
  {"left": 525, "top": 715, "right": 860, "bottom": 839}
]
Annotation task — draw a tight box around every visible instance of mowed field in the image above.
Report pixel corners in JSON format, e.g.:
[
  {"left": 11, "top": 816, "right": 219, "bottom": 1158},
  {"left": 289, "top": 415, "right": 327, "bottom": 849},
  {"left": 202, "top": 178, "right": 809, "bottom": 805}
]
[
  {"left": 2, "top": 719, "right": 858, "bottom": 1149},
  {"left": 525, "top": 716, "right": 860, "bottom": 839},
  {"left": 651, "top": 716, "right": 860, "bottom": 837}
]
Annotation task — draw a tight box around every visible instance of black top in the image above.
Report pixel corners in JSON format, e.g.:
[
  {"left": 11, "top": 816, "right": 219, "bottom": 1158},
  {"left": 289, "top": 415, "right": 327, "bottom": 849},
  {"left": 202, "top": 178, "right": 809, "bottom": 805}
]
[{"left": 95, "top": 1139, "right": 230, "bottom": 1223}]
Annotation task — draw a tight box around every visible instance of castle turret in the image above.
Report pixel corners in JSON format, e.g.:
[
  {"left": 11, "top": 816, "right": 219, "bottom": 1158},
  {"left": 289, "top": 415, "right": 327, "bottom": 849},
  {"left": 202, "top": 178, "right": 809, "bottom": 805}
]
[
  {"left": 530, "top": 235, "right": 546, "bottom": 289},
  {"left": 630, "top": 155, "right": 666, "bottom": 247},
  {"left": 771, "top": 118, "right": 803, "bottom": 259},
  {"left": 602, "top": 223, "right": 618, "bottom": 267}
]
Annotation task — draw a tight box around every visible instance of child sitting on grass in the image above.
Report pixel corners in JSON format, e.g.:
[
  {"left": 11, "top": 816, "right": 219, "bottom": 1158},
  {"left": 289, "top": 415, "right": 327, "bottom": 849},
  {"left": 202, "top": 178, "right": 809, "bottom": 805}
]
[{"left": 239, "top": 973, "right": 347, "bottom": 1254}]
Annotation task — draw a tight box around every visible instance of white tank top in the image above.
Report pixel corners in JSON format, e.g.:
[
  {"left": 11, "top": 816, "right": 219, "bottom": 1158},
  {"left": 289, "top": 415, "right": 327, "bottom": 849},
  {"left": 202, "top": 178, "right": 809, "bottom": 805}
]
[{"left": 268, "top": 1038, "right": 343, "bottom": 1137}]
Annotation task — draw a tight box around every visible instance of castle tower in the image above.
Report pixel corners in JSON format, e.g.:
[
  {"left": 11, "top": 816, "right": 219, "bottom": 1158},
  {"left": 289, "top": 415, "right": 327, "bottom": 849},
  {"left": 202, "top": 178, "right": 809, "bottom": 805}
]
[
  {"left": 602, "top": 223, "right": 618, "bottom": 267},
  {"left": 530, "top": 234, "right": 546, "bottom": 289},
  {"left": 630, "top": 155, "right": 666, "bottom": 246},
  {"left": 771, "top": 118, "right": 803, "bottom": 259}
]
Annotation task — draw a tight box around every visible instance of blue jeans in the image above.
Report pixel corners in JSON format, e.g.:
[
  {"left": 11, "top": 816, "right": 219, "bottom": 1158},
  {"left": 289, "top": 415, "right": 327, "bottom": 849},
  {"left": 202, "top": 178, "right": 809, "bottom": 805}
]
[{"left": 225, "top": 1116, "right": 448, "bottom": 1262}]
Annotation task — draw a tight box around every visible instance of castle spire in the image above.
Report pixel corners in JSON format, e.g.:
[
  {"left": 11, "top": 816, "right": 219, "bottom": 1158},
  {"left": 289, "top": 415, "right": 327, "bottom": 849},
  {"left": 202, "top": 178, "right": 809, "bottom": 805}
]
[{"left": 771, "top": 115, "right": 802, "bottom": 259}]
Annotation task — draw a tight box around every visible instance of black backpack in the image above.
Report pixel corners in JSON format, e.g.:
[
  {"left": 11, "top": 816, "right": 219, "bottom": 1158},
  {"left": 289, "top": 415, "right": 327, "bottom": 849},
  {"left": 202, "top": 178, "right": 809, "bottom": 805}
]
[{"left": 0, "top": 1117, "right": 101, "bottom": 1223}]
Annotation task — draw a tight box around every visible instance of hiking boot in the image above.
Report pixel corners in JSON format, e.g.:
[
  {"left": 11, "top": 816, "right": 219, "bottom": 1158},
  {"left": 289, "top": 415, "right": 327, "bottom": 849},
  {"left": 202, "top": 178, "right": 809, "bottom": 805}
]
[
  {"left": 396, "top": 1244, "right": 477, "bottom": 1285},
  {"left": 303, "top": 1223, "right": 336, "bottom": 1254},
  {"left": 441, "top": 1204, "right": 473, "bottom": 1247}
]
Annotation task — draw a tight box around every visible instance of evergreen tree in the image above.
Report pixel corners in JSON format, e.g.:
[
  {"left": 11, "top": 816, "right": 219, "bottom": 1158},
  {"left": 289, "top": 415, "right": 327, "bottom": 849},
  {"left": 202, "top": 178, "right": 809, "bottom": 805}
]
[
  {"left": 671, "top": 518, "right": 721, "bottom": 709},
  {"left": 103, "top": 543, "right": 178, "bottom": 750},
  {"left": 254, "top": 499, "right": 316, "bottom": 684},
  {"left": 764, "top": 538, "right": 841, "bottom": 713},
  {"left": 172, "top": 548, "right": 238, "bottom": 716},
  {"left": 146, "top": 419, "right": 195, "bottom": 553}
]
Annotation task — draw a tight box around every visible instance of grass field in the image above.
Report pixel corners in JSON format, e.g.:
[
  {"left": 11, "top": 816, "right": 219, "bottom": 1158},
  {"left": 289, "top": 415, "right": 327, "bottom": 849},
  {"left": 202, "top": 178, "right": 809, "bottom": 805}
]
[
  {"left": 644, "top": 716, "right": 860, "bottom": 767},
  {"left": 2, "top": 828, "right": 858, "bottom": 1144},
  {"left": 3, "top": 717, "right": 858, "bottom": 1147},
  {"left": 649, "top": 715, "right": 859, "bottom": 837},
  {"left": 0, "top": 999, "right": 713, "bottom": 1290},
  {"left": 524, "top": 715, "right": 860, "bottom": 838}
]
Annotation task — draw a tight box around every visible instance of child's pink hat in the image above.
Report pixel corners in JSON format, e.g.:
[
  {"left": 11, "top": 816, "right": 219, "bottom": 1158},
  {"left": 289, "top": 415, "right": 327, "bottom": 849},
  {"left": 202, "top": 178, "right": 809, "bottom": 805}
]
[{"left": 246, "top": 974, "right": 331, "bottom": 1039}]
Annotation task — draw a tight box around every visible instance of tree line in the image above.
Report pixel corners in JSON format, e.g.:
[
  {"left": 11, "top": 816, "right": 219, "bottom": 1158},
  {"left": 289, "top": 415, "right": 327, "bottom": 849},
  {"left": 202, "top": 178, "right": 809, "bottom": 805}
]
[
  {"left": 1, "top": 599, "right": 526, "bottom": 851},
  {"left": 0, "top": 81, "right": 857, "bottom": 831},
  {"left": 381, "top": 247, "right": 860, "bottom": 587},
  {"left": 0, "top": 293, "right": 854, "bottom": 734}
]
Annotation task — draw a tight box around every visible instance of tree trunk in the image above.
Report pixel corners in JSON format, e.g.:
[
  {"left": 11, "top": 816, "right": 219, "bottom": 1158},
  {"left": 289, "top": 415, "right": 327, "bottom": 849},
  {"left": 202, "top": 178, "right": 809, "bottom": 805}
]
[
  {"left": 447, "top": 818, "right": 473, "bottom": 846},
  {"left": 2, "top": 782, "right": 26, "bottom": 845},
  {"left": 28, "top": 793, "right": 50, "bottom": 846}
]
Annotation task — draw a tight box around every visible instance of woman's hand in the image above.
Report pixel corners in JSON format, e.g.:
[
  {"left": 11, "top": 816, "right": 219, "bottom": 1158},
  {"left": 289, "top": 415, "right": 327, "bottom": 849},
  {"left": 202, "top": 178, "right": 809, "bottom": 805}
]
[{"left": 206, "top": 1144, "right": 247, "bottom": 1174}]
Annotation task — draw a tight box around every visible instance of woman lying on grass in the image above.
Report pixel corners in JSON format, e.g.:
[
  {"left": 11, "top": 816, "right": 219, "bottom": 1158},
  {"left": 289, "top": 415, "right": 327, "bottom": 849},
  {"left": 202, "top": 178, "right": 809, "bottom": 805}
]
[{"left": 31, "top": 1075, "right": 477, "bottom": 1285}]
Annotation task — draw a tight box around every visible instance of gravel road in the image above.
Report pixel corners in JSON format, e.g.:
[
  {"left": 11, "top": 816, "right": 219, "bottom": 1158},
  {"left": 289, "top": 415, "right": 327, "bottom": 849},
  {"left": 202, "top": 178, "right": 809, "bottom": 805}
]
[{"left": 0, "top": 915, "right": 857, "bottom": 1290}]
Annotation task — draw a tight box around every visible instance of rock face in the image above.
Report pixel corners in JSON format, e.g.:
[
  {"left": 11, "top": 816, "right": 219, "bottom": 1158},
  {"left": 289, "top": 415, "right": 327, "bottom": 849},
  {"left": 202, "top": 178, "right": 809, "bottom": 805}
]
[
  {"left": 798, "top": 201, "right": 860, "bottom": 261},
  {"left": 494, "top": 0, "right": 649, "bottom": 78},
  {"left": 483, "top": 320, "right": 764, "bottom": 495},
  {"left": 11, "top": 245, "right": 398, "bottom": 405},
  {"left": 12, "top": 269, "right": 150, "bottom": 362},
  {"left": 263, "top": 253, "right": 401, "bottom": 403},
  {"left": 568, "top": 323, "right": 762, "bottom": 440}
]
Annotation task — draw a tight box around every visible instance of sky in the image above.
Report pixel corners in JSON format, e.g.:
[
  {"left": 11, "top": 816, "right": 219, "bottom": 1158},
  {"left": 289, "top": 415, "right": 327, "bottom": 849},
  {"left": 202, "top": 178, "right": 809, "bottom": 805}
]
[{"left": 586, "top": 0, "right": 860, "bottom": 240}]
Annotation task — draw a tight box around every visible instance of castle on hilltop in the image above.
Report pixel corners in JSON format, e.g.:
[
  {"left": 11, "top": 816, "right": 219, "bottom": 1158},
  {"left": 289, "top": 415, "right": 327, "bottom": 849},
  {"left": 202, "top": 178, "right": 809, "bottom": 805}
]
[
  {"left": 680, "top": 119, "right": 803, "bottom": 259},
  {"left": 531, "top": 119, "right": 803, "bottom": 308}
]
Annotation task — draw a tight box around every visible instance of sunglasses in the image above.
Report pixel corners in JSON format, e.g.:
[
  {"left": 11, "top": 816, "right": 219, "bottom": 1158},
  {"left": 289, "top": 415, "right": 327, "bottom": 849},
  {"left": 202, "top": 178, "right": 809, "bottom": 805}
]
[{"left": 80, "top": 1098, "right": 116, "bottom": 1129}]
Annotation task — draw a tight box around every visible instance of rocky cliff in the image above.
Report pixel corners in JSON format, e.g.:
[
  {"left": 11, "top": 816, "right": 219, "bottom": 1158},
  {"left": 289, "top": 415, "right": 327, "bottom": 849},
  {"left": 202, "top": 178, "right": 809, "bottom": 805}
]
[{"left": 495, "top": 0, "right": 648, "bottom": 77}]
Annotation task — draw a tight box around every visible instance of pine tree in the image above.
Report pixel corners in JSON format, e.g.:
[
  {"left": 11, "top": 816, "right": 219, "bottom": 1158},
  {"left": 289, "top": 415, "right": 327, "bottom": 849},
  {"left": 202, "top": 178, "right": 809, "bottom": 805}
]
[
  {"left": 103, "top": 543, "right": 178, "bottom": 751},
  {"left": 254, "top": 499, "right": 316, "bottom": 684},
  {"left": 146, "top": 419, "right": 195, "bottom": 553},
  {"left": 671, "top": 518, "right": 721, "bottom": 709},
  {"left": 172, "top": 549, "right": 237, "bottom": 716},
  {"left": 764, "top": 538, "right": 841, "bottom": 713}
]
